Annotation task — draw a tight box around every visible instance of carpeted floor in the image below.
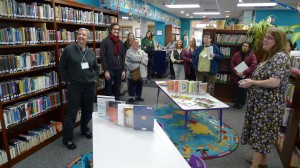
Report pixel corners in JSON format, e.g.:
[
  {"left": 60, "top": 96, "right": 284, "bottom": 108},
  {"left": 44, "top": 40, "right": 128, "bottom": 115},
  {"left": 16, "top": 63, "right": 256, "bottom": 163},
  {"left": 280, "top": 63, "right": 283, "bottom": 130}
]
[
  {"left": 155, "top": 103, "right": 238, "bottom": 160},
  {"left": 142, "top": 80, "right": 158, "bottom": 88}
]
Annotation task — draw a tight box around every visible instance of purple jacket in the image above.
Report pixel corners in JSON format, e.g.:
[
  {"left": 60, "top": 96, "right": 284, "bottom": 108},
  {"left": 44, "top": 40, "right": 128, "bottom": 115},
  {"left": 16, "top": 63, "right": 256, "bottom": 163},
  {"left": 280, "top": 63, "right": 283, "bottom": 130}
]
[
  {"left": 230, "top": 51, "right": 257, "bottom": 84},
  {"left": 182, "top": 49, "right": 195, "bottom": 74}
]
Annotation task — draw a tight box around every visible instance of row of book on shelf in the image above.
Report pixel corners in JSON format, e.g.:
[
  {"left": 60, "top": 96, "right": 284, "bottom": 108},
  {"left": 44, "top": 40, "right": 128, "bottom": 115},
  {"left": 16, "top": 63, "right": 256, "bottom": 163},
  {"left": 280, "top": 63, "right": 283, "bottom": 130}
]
[
  {"left": 0, "top": 110, "right": 83, "bottom": 164},
  {"left": 277, "top": 132, "right": 300, "bottom": 167},
  {"left": 0, "top": 71, "right": 59, "bottom": 102},
  {"left": 1, "top": 92, "right": 61, "bottom": 129},
  {"left": 0, "top": 26, "right": 108, "bottom": 45},
  {"left": 0, "top": 0, "right": 117, "bottom": 25},
  {"left": 215, "top": 34, "right": 251, "bottom": 44},
  {"left": 291, "top": 51, "right": 300, "bottom": 70},
  {"left": 0, "top": 51, "right": 56, "bottom": 74},
  {"left": 219, "top": 47, "right": 231, "bottom": 58},
  {"left": 96, "top": 95, "right": 154, "bottom": 131}
]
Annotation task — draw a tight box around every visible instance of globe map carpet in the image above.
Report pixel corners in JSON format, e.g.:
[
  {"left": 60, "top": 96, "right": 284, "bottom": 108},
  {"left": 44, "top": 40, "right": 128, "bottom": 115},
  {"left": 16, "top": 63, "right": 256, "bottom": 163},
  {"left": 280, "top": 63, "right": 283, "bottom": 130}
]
[{"left": 154, "top": 103, "right": 239, "bottom": 160}]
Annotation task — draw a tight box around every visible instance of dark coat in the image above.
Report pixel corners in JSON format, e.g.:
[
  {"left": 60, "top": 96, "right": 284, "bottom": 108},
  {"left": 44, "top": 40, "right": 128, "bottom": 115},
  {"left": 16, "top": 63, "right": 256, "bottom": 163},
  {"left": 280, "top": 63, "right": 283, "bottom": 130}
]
[{"left": 230, "top": 51, "right": 257, "bottom": 84}]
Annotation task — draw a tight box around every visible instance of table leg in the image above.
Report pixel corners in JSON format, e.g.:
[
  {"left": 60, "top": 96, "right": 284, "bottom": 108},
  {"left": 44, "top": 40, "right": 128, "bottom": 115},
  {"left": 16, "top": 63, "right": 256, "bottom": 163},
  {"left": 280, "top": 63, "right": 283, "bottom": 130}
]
[
  {"left": 156, "top": 87, "right": 160, "bottom": 107},
  {"left": 219, "top": 109, "right": 223, "bottom": 142},
  {"left": 184, "top": 111, "right": 188, "bottom": 129}
]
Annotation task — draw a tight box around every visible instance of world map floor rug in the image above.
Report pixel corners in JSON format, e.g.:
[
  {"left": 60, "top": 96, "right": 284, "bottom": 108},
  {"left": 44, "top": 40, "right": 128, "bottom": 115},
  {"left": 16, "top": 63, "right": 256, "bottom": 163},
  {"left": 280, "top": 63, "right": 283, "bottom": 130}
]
[{"left": 154, "top": 103, "right": 239, "bottom": 160}]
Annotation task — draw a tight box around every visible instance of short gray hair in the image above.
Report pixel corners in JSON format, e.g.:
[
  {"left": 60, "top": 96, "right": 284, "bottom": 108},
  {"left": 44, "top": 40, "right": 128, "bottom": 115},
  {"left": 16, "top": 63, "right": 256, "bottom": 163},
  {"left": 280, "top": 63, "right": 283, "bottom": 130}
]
[{"left": 78, "top": 28, "right": 89, "bottom": 37}]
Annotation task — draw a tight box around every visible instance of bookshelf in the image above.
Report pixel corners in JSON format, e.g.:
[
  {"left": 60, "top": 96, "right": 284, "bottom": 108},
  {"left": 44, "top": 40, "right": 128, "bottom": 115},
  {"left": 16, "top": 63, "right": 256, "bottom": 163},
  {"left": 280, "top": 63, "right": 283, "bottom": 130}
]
[
  {"left": 275, "top": 69, "right": 300, "bottom": 168},
  {"left": 203, "top": 29, "right": 251, "bottom": 102},
  {"left": 165, "top": 25, "right": 180, "bottom": 46},
  {"left": 0, "top": 0, "right": 118, "bottom": 167}
]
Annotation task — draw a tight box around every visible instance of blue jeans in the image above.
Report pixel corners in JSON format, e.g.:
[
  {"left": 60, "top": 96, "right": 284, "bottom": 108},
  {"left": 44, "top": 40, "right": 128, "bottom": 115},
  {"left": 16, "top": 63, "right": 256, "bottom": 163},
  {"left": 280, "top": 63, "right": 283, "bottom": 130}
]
[
  {"left": 105, "top": 69, "right": 122, "bottom": 100},
  {"left": 127, "top": 78, "right": 143, "bottom": 98}
]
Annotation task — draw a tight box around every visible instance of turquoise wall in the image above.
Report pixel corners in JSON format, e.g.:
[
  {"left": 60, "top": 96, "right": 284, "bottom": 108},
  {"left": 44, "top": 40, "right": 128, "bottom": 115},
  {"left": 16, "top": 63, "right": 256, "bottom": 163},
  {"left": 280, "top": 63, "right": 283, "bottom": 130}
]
[
  {"left": 255, "top": 10, "right": 300, "bottom": 47},
  {"left": 77, "top": 0, "right": 99, "bottom": 6},
  {"left": 154, "top": 21, "right": 165, "bottom": 46}
]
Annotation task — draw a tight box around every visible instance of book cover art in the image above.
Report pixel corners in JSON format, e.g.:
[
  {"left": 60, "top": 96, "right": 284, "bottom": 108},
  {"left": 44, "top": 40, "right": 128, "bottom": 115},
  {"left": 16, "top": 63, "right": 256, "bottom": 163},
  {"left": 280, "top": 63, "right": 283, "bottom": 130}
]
[
  {"left": 199, "top": 82, "right": 208, "bottom": 95},
  {"left": 193, "top": 81, "right": 200, "bottom": 95},
  {"left": 167, "top": 80, "right": 174, "bottom": 93},
  {"left": 174, "top": 80, "right": 179, "bottom": 93},
  {"left": 117, "top": 104, "right": 132, "bottom": 127},
  {"left": 124, "top": 106, "right": 134, "bottom": 128},
  {"left": 97, "top": 95, "right": 115, "bottom": 117},
  {"left": 107, "top": 100, "right": 123, "bottom": 124},
  {"left": 133, "top": 105, "right": 154, "bottom": 131},
  {"left": 178, "top": 80, "right": 188, "bottom": 94}
]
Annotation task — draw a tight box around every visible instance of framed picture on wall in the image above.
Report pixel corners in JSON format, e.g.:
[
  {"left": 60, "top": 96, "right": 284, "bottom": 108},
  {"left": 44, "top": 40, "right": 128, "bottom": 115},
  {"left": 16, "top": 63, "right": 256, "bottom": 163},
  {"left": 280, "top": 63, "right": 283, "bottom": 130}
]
[
  {"left": 156, "top": 30, "right": 163, "bottom": 36},
  {"left": 123, "top": 28, "right": 131, "bottom": 37},
  {"left": 135, "top": 28, "right": 140, "bottom": 38}
]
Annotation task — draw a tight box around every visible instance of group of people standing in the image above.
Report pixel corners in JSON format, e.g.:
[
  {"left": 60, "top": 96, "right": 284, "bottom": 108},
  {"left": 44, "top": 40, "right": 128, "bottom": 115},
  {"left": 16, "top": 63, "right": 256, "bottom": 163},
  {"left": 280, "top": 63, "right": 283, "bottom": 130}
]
[{"left": 58, "top": 22, "right": 295, "bottom": 168}]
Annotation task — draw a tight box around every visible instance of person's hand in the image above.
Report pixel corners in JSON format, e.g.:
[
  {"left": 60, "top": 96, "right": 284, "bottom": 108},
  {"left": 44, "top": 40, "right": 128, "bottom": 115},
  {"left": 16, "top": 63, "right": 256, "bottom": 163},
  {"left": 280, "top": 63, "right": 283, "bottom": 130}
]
[
  {"left": 210, "top": 54, "right": 215, "bottom": 58},
  {"left": 237, "top": 72, "right": 244, "bottom": 78},
  {"left": 121, "top": 71, "right": 126, "bottom": 80},
  {"left": 239, "top": 79, "right": 253, "bottom": 88},
  {"left": 105, "top": 71, "right": 111, "bottom": 80}
]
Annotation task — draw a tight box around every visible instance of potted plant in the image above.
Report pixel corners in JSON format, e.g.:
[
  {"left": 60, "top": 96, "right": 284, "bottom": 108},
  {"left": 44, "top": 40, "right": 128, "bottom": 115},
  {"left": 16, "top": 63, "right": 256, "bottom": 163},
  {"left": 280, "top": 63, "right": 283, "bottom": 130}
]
[
  {"left": 247, "top": 16, "right": 274, "bottom": 62},
  {"left": 289, "top": 24, "right": 300, "bottom": 45}
]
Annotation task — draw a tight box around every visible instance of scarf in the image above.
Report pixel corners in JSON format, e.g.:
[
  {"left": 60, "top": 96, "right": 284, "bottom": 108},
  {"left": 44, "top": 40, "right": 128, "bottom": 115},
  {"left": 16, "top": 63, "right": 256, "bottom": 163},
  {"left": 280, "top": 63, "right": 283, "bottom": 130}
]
[{"left": 109, "top": 34, "right": 120, "bottom": 56}]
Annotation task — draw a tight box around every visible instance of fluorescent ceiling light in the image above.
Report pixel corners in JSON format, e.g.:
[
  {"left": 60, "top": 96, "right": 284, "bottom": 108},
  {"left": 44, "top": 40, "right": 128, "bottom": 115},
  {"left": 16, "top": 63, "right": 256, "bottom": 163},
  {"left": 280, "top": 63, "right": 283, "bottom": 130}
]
[
  {"left": 186, "top": 14, "right": 189, "bottom": 16},
  {"left": 193, "top": 12, "right": 220, "bottom": 15},
  {"left": 165, "top": 4, "right": 200, "bottom": 8},
  {"left": 225, "top": 16, "right": 229, "bottom": 18},
  {"left": 237, "top": 3, "right": 277, "bottom": 7},
  {"left": 180, "top": 11, "right": 184, "bottom": 14},
  {"left": 122, "top": 16, "right": 128, "bottom": 19},
  {"left": 225, "top": 11, "right": 230, "bottom": 12},
  {"left": 190, "top": 16, "right": 193, "bottom": 18}
]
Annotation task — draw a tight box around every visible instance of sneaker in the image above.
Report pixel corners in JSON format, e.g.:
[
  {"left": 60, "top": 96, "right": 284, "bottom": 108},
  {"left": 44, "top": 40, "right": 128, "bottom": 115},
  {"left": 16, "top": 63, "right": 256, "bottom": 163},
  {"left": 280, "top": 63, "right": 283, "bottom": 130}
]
[
  {"left": 135, "top": 97, "right": 144, "bottom": 102},
  {"left": 128, "top": 98, "right": 135, "bottom": 104}
]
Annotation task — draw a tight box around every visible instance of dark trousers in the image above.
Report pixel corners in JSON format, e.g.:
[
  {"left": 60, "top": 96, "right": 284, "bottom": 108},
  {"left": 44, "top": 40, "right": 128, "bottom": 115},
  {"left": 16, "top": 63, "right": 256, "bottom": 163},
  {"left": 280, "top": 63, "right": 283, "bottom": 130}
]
[
  {"left": 185, "top": 67, "right": 196, "bottom": 81},
  {"left": 63, "top": 83, "right": 96, "bottom": 143},
  {"left": 234, "top": 85, "right": 247, "bottom": 105},
  {"left": 147, "top": 61, "right": 153, "bottom": 80},
  {"left": 170, "top": 61, "right": 175, "bottom": 77},
  {"left": 127, "top": 78, "right": 143, "bottom": 98},
  {"left": 105, "top": 69, "right": 122, "bottom": 100}
]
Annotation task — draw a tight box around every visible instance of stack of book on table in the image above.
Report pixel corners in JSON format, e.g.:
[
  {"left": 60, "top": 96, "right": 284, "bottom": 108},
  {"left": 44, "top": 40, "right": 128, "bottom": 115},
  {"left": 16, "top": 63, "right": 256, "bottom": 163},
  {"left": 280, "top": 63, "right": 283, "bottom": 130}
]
[{"left": 96, "top": 95, "right": 154, "bottom": 131}]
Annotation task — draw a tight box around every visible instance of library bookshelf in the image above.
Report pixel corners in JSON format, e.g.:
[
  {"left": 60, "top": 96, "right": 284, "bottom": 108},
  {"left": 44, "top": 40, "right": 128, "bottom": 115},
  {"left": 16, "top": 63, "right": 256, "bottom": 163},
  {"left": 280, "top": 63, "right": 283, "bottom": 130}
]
[
  {"left": 165, "top": 25, "right": 180, "bottom": 46},
  {"left": 0, "top": 0, "right": 117, "bottom": 167},
  {"left": 203, "top": 29, "right": 251, "bottom": 102},
  {"left": 275, "top": 69, "right": 300, "bottom": 168}
]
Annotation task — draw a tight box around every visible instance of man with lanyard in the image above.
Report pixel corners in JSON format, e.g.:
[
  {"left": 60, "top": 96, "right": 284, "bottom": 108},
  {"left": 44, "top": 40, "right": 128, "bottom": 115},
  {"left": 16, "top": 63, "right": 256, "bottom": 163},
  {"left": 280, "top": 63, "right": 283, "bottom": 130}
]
[
  {"left": 59, "top": 28, "right": 99, "bottom": 150},
  {"left": 192, "top": 32, "right": 223, "bottom": 96},
  {"left": 100, "top": 23, "right": 126, "bottom": 100}
]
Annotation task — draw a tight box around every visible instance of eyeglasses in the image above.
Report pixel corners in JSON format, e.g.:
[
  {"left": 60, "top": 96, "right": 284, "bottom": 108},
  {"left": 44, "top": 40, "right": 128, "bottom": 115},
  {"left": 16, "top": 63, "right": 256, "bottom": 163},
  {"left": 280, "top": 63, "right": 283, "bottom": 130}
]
[
  {"left": 112, "top": 28, "right": 120, "bottom": 31},
  {"left": 263, "top": 36, "right": 274, "bottom": 40}
]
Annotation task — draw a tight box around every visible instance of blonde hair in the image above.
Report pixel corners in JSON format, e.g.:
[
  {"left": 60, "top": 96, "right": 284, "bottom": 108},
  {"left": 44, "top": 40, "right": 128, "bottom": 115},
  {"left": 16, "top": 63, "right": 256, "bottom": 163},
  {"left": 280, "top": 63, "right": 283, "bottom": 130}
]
[{"left": 175, "top": 39, "right": 184, "bottom": 50}]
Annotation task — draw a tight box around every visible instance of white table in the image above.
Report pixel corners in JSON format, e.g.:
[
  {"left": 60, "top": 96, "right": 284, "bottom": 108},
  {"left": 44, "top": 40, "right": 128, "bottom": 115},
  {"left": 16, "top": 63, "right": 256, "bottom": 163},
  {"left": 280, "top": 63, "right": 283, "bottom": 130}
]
[
  {"left": 92, "top": 113, "right": 191, "bottom": 168},
  {"left": 155, "top": 81, "right": 230, "bottom": 141}
]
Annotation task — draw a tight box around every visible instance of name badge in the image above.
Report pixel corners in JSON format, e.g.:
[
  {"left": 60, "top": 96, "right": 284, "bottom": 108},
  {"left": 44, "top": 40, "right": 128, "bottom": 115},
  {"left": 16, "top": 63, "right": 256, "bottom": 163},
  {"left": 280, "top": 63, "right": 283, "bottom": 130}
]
[{"left": 81, "top": 62, "right": 89, "bottom": 69}]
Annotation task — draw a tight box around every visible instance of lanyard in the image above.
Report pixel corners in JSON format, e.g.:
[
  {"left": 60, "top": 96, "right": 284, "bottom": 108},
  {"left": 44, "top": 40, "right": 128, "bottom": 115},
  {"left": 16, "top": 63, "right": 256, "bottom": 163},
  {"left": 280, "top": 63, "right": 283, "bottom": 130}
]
[{"left": 76, "top": 44, "right": 88, "bottom": 62}]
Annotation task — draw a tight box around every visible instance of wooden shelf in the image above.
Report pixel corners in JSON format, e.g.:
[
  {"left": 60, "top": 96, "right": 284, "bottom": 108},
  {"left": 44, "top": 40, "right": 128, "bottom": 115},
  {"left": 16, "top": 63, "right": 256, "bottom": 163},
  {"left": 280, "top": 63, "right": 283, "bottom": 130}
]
[
  {"left": 216, "top": 43, "right": 244, "bottom": 47},
  {"left": 2, "top": 86, "right": 59, "bottom": 106},
  {"left": 5, "top": 105, "right": 61, "bottom": 130},
  {"left": 0, "top": 66, "right": 55, "bottom": 78},
  {"left": 10, "top": 132, "right": 63, "bottom": 166},
  {"left": 0, "top": 17, "right": 54, "bottom": 23},
  {"left": 0, "top": 44, "right": 56, "bottom": 49},
  {"left": 56, "top": 21, "right": 94, "bottom": 27},
  {"left": 215, "top": 29, "right": 248, "bottom": 34}
]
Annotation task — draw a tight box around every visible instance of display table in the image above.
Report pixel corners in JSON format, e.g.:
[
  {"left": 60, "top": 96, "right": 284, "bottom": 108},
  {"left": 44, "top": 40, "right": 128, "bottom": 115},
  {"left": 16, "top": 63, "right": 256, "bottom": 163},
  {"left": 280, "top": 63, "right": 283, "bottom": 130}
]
[
  {"left": 92, "top": 113, "right": 191, "bottom": 168},
  {"left": 155, "top": 81, "right": 230, "bottom": 141}
]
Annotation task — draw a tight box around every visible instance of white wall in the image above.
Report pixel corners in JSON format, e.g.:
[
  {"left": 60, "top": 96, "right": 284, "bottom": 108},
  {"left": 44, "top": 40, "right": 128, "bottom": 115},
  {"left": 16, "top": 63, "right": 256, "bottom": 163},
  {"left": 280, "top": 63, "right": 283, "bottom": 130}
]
[{"left": 119, "top": 19, "right": 141, "bottom": 42}]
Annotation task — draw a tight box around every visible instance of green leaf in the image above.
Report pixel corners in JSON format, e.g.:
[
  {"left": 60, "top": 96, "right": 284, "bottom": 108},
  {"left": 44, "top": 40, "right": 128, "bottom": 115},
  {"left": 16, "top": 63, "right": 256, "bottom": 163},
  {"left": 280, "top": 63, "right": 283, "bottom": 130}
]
[
  {"left": 289, "top": 24, "right": 300, "bottom": 31},
  {"left": 291, "top": 32, "right": 300, "bottom": 44}
]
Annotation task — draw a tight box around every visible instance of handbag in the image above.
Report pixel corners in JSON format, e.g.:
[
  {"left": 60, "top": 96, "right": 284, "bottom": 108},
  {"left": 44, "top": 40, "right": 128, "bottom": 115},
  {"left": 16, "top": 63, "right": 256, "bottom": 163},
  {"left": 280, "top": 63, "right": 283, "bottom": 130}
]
[{"left": 130, "top": 66, "right": 141, "bottom": 81}]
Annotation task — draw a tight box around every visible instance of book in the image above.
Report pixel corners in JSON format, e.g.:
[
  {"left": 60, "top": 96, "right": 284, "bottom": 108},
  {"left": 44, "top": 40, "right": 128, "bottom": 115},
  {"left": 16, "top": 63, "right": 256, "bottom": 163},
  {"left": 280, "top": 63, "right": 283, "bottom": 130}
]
[
  {"left": 124, "top": 106, "right": 134, "bottom": 128},
  {"left": 133, "top": 105, "right": 154, "bottom": 131},
  {"left": 234, "top": 61, "right": 248, "bottom": 73},
  {"left": 199, "top": 83, "right": 208, "bottom": 95},
  {"left": 107, "top": 101, "right": 124, "bottom": 124},
  {"left": 117, "top": 104, "right": 132, "bottom": 127},
  {"left": 96, "top": 95, "right": 115, "bottom": 117}
]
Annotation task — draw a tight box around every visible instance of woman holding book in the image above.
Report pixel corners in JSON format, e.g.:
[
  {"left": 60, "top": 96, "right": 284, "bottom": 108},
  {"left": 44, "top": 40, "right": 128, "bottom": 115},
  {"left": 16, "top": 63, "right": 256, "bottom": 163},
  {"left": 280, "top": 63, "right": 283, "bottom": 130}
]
[
  {"left": 239, "top": 28, "right": 290, "bottom": 168},
  {"left": 126, "top": 38, "right": 148, "bottom": 103},
  {"left": 170, "top": 39, "right": 185, "bottom": 80},
  {"left": 182, "top": 37, "right": 197, "bottom": 81},
  {"left": 230, "top": 42, "right": 257, "bottom": 109}
]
